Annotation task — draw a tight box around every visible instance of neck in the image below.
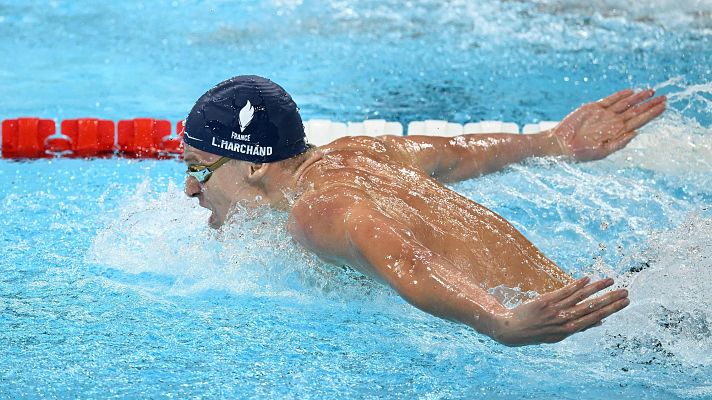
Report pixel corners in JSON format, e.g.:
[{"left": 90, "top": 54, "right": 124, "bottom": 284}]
[{"left": 262, "top": 148, "right": 324, "bottom": 211}]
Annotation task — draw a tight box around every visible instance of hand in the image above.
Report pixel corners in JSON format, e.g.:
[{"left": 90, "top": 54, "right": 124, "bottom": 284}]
[
  {"left": 493, "top": 277, "right": 629, "bottom": 346},
  {"left": 551, "top": 89, "right": 667, "bottom": 161}
]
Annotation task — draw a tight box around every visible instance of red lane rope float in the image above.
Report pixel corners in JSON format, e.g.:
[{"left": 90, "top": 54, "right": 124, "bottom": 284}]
[
  {"left": 118, "top": 118, "right": 170, "bottom": 157},
  {"left": 60, "top": 118, "right": 115, "bottom": 156},
  {"left": 2, "top": 118, "right": 56, "bottom": 158},
  {"left": 1, "top": 117, "right": 184, "bottom": 159}
]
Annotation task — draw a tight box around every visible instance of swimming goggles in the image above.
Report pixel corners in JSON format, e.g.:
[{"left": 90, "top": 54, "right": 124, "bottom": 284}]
[{"left": 186, "top": 156, "right": 231, "bottom": 183}]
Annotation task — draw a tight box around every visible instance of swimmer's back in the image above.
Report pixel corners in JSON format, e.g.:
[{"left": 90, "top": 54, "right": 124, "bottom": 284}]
[{"left": 291, "top": 135, "right": 571, "bottom": 292}]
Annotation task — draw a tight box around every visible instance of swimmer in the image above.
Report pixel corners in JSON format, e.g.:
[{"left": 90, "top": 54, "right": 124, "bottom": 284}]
[{"left": 182, "top": 75, "right": 666, "bottom": 346}]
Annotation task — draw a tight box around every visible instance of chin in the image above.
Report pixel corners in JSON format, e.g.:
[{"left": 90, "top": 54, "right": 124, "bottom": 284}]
[{"left": 208, "top": 212, "right": 223, "bottom": 229}]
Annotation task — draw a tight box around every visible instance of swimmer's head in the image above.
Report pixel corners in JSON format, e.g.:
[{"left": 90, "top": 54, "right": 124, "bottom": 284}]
[
  {"left": 183, "top": 143, "right": 317, "bottom": 228},
  {"left": 183, "top": 75, "right": 308, "bottom": 163},
  {"left": 182, "top": 76, "right": 316, "bottom": 228}
]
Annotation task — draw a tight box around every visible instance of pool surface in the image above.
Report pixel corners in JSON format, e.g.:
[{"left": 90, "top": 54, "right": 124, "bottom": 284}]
[{"left": 1, "top": 1, "right": 711, "bottom": 398}]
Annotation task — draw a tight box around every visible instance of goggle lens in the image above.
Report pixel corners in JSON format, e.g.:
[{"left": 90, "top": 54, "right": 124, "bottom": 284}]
[{"left": 186, "top": 157, "right": 231, "bottom": 183}]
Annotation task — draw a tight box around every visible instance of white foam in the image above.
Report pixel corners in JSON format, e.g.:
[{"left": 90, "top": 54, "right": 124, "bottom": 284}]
[
  {"left": 560, "top": 212, "right": 712, "bottom": 368},
  {"left": 606, "top": 80, "right": 712, "bottom": 177},
  {"left": 86, "top": 180, "right": 391, "bottom": 301},
  {"left": 532, "top": 0, "right": 712, "bottom": 30}
]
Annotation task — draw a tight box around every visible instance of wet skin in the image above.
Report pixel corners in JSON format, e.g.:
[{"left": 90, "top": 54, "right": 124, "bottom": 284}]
[{"left": 184, "top": 89, "right": 666, "bottom": 346}]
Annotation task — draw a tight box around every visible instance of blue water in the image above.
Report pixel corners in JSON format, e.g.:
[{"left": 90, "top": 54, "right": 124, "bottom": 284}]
[{"left": 1, "top": 1, "right": 711, "bottom": 398}]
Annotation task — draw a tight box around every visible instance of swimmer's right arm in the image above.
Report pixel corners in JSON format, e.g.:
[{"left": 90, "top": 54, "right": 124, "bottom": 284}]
[
  {"left": 290, "top": 196, "right": 630, "bottom": 346},
  {"left": 342, "top": 205, "right": 630, "bottom": 346},
  {"left": 297, "top": 200, "right": 512, "bottom": 340}
]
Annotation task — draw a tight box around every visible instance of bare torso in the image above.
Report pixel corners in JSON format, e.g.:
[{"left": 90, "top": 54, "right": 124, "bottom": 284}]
[{"left": 291, "top": 136, "right": 571, "bottom": 293}]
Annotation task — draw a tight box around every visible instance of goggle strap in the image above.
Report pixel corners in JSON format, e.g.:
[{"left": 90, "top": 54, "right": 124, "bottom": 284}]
[{"left": 208, "top": 157, "right": 231, "bottom": 171}]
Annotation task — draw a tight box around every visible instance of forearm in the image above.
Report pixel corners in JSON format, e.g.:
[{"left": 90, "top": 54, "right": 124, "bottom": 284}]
[
  {"left": 437, "top": 130, "right": 563, "bottom": 182},
  {"left": 393, "top": 252, "right": 511, "bottom": 341}
]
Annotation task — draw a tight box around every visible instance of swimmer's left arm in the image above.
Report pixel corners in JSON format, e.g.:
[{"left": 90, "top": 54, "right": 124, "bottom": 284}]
[
  {"left": 381, "top": 89, "right": 666, "bottom": 183},
  {"left": 343, "top": 203, "right": 512, "bottom": 341},
  {"left": 382, "top": 131, "right": 564, "bottom": 183},
  {"left": 289, "top": 189, "right": 629, "bottom": 346},
  {"left": 341, "top": 203, "right": 629, "bottom": 346},
  {"left": 289, "top": 188, "right": 510, "bottom": 339}
]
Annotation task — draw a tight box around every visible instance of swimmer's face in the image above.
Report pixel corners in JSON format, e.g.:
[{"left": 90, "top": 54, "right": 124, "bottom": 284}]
[{"left": 183, "top": 145, "right": 262, "bottom": 228}]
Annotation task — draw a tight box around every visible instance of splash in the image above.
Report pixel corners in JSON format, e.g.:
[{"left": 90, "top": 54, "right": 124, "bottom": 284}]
[
  {"left": 606, "top": 80, "right": 712, "bottom": 182},
  {"left": 610, "top": 212, "right": 712, "bottom": 365},
  {"left": 487, "top": 284, "right": 539, "bottom": 308},
  {"left": 86, "top": 179, "right": 390, "bottom": 302},
  {"left": 562, "top": 211, "right": 712, "bottom": 368},
  {"left": 530, "top": 0, "right": 712, "bottom": 30},
  {"left": 657, "top": 77, "right": 712, "bottom": 116}
]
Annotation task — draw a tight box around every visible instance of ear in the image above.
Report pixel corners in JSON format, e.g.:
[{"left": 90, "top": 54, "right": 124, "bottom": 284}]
[{"left": 246, "top": 162, "right": 269, "bottom": 183}]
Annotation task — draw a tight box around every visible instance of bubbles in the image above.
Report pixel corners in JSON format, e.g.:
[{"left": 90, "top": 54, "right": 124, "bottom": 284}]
[{"left": 87, "top": 179, "right": 214, "bottom": 277}]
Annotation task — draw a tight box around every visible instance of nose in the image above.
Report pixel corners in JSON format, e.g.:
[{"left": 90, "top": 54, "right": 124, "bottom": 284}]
[{"left": 184, "top": 176, "right": 202, "bottom": 197}]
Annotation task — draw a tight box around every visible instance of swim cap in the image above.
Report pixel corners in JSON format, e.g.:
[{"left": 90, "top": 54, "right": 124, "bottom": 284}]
[{"left": 183, "top": 75, "right": 308, "bottom": 163}]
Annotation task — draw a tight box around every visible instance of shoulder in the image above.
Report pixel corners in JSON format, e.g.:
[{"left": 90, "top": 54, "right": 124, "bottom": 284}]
[
  {"left": 288, "top": 185, "right": 417, "bottom": 281},
  {"left": 287, "top": 184, "right": 371, "bottom": 263},
  {"left": 320, "top": 135, "right": 413, "bottom": 164}
]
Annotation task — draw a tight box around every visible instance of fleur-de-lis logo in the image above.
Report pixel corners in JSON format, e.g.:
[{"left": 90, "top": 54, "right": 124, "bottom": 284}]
[{"left": 239, "top": 100, "right": 255, "bottom": 132}]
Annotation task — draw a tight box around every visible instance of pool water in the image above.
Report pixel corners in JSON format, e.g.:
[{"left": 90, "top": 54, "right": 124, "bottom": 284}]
[{"left": 1, "top": 1, "right": 711, "bottom": 398}]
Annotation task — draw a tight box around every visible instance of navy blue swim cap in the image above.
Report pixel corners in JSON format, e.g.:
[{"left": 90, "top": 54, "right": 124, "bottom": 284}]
[{"left": 183, "top": 75, "right": 309, "bottom": 163}]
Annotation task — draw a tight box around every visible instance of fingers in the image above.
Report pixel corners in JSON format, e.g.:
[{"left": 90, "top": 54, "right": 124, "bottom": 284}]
[
  {"left": 605, "top": 130, "right": 638, "bottom": 153},
  {"left": 602, "top": 95, "right": 666, "bottom": 154},
  {"left": 556, "top": 278, "right": 614, "bottom": 308},
  {"left": 580, "top": 321, "right": 603, "bottom": 333},
  {"left": 621, "top": 95, "right": 666, "bottom": 121},
  {"left": 562, "top": 288, "right": 628, "bottom": 322},
  {"left": 566, "top": 296, "right": 630, "bottom": 333},
  {"left": 608, "top": 89, "right": 655, "bottom": 113},
  {"left": 597, "top": 89, "right": 634, "bottom": 108},
  {"left": 625, "top": 100, "right": 667, "bottom": 131},
  {"left": 539, "top": 277, "right": 590, "bottom": 303}
]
